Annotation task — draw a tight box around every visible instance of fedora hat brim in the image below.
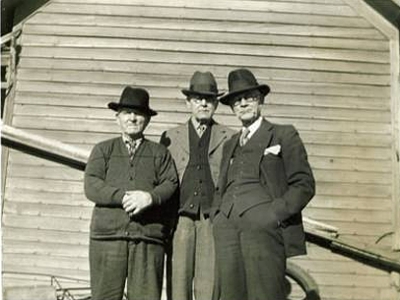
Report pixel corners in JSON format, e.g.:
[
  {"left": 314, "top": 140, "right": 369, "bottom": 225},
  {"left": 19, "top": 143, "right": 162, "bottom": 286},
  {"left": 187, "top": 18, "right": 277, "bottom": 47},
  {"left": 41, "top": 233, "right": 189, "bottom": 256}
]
[
  {"left": 108, "top": 102, "right": 158, "bottom": 116},
  {"left": 219, "top": 84, "right": 270, "bottom": 105},
  {"left": 181, "top": 89, "right": 224, "bottom": 97}
]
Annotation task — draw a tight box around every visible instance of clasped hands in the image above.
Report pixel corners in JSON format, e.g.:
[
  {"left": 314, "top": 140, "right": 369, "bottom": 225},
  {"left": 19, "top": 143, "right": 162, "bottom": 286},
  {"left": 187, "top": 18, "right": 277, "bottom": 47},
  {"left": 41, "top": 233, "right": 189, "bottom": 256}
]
[{"left": 122, "top": 190, "right": 153, "bottom": 217}]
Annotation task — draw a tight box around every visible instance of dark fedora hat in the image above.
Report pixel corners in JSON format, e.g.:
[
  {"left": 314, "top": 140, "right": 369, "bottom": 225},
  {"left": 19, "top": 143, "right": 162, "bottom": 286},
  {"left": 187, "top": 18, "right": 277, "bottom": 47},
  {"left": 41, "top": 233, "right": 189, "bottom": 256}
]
[
  {"left": 108, "top": 86, "right": 157, "bottom": 116},
  {"left": 219, "top": 68, "right": 270, "bottom": 105},
  {"left": 182, "top": 71, "right": 224, "bottom": 97}
]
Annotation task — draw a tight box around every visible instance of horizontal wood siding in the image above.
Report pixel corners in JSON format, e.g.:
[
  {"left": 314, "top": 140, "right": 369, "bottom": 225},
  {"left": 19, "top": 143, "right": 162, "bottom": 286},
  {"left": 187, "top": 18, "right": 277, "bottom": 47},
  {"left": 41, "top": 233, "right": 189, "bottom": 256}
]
[{"left": 2, "top": 0, "right": 397, "bottom": 299}]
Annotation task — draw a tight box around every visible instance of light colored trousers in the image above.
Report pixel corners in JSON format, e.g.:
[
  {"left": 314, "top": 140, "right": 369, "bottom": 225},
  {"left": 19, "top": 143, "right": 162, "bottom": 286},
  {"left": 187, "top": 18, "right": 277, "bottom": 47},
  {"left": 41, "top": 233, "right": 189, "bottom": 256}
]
[{"left": 168, "top": 215, "right": 216, "bottom": 300}]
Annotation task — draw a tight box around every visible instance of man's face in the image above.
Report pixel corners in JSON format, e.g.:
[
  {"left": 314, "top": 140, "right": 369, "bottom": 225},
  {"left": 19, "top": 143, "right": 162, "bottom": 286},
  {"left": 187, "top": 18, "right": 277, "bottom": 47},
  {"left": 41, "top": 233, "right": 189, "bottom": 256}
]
[
  {"left": 116, "top": 108, "right": 150, "bottom": 138},
  {"left": 186, "top": 94, "right": 218, "bottom": 123},
  {"left": 230, "top": 90, "right": 263, "bottom": 126}
]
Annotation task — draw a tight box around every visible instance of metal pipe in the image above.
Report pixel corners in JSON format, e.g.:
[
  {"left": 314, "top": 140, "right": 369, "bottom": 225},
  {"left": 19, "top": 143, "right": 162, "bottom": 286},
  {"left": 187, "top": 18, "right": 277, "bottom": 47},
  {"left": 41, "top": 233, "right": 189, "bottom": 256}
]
[{"left": 1, "top": 124, "right": 89, "bottom": 170}]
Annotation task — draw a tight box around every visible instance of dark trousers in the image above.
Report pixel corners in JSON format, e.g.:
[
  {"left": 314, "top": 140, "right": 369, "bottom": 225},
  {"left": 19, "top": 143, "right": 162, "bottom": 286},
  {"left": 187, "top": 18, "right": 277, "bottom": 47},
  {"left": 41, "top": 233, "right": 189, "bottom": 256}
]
[
  {"left": 89, "top": 239, "right": 165, "bottom": 300},
  {"left": 213, "top": 203, "right": 287, "bottom": 300}
]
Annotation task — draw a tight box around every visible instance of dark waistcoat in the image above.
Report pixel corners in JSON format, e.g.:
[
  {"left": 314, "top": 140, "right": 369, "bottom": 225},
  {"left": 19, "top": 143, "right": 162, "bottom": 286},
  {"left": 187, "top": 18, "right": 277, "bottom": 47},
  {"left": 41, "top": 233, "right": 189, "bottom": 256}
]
[
  {"left": 221, "top": 138, "right": 273, "bottom": 217},
  {"left": 179, "top": 122, "right": 215, "bottom": 217}
]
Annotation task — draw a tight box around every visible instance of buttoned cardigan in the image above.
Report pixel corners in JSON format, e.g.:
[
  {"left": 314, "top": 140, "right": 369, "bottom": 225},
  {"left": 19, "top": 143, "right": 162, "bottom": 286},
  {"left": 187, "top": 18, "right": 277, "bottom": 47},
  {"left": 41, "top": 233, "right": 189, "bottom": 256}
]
[{"left": 84, "top": 137, "right": 179, "bottom": 244}]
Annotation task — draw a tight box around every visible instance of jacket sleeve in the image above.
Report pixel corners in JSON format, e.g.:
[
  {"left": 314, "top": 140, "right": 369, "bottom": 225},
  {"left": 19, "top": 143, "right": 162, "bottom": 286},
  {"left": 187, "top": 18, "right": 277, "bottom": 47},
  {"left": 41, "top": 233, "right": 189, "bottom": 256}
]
[
  {"left": 149, "top": 147, "right": 179, "bottom": 206},
  {"left": 84, "top": 143, "right": 125, "bottom": 206},
  {"left": 269, "top": 125, "right": 315, "bottom": 222}
]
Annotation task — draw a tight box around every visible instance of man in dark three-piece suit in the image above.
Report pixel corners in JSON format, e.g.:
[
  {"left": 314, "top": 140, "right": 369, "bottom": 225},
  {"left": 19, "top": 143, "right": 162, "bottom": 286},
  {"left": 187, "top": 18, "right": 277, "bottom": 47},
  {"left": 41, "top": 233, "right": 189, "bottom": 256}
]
[
  {"left": 160, "top": 71, "right": 234, "bottom": 300},
  {"left": 212, "top": 69, "right": 316, "bottom": 300}
]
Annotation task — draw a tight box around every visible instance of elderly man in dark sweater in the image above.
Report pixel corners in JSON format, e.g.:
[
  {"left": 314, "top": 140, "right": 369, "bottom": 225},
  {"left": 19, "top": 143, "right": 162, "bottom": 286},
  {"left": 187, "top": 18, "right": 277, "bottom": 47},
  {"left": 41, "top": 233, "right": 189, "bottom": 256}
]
[{"left": 84, "top": 86, "right": 178, "bottom": 300}]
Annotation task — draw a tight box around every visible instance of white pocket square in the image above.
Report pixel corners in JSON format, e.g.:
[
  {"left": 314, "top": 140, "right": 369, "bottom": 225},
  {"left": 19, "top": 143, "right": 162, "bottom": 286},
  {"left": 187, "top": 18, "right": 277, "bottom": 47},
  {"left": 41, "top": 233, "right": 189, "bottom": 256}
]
[{"left": 264, "top": 144, "right": 281, "bottom": 156}]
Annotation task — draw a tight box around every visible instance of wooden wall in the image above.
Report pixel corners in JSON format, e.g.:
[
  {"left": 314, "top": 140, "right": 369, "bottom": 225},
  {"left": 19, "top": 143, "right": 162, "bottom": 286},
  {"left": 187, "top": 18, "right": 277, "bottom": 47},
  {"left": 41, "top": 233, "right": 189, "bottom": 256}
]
[{"left": 2, "top": 0, "right": 398, "bottom": 299}]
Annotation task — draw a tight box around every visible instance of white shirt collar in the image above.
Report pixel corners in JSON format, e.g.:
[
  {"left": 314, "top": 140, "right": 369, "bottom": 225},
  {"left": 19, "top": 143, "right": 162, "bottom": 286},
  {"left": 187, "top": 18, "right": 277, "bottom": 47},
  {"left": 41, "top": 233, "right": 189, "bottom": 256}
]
[{"left": 243, "top": 116, "right": 262, "bottom": 140}]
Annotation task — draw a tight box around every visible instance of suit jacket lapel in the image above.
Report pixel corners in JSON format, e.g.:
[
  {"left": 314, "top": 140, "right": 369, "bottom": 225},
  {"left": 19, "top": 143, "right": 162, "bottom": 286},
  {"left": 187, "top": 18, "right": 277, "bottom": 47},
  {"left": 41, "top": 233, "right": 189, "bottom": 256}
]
[
  {"left": 174, "top": 122, "right": 190, "bottom": 154},
  {"left": 219, "top": 133, "right": 240, "bottom": 193},
  {"left": 250, "top": 119, "right": 274, "bottom": 155},
  {"left": 209, "top": 123, "right": 229, "bottom": 155}
]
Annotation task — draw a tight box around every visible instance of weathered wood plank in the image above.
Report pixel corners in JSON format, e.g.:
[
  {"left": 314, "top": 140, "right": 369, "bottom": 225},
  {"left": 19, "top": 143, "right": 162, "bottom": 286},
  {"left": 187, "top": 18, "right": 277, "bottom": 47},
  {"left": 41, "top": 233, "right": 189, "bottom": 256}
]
[
  {"left": 292, "top": 258, "right": 388, "bottom": 276},
  {"left": 48, "top": 0, "right": 357, "bottom": 17},
  {"left": 309, "top": 156, "right": 392, "bottom": 173},
  {"left": 3, "top": 263, "right": 89, "bottom": 281},
  {"left": 6, "top": 161, "right": 391, "bottom": 185},
  {"left": 307, "top": 220, "right": 392, "bottom": 236},
  {"left": 3, "top": 214, "right": 89, "bottom": 233},
  {"left": 3, "top": 253, "right": 89, "bottom": 272},
  {"left": 306, "top": 144, "right": 392, "bottom": 160},
  {"left": 316, "top": 286, "right": 395, "bottom": 300},
  {"left": 13, "top": 102, "right": 392, "bottom": 123},
  {"left": 11, "top": 115, "right": 393, "bottom": 141},
  {"left": 310, "top": 272, "right": 391, "bottom": 288},
  {"left": 7, "top": 150, "right": 88, "bottom": 167},
  {"left": 21, "top": 35, "right": 390, "bottom": 64},
  {"left": 3, "top": 227, "right": 89, "bottom": 245},
  {"left": 37, "top": 1, "right": 371, "bottom": 28},
  {"left": 15, "top": 79, "right": 391, "bottom": 99},
  {"left": 3, "top": 201, "right": 92, "bottom": 220},
  {"left": 3, "top": 273, "right": 90, "bottom": 288},
  {"left": 7, "top": 130, "right": 392, "bottom": 161},
  {"left": 4, "top": 188, "right": 90, "bottom": 206},
  {"left": 309, "top": 195, "right": 392, "bottom": 211},
  {"left": 3, "top": 285, "right": 57, "bottom": 300},
  {"left": 24, "top": 24, "right": 389, "bottom": 51},
  {"left": 305, "top": 207, "right": 391, "bottom": 224},
  {"left": 20, "top": 47, "right": 391, "bottom": 74},
  {"left": 251, "top": 0, "right": 339, "bottom": 4},
  {"left": 16, "top": 67, "right": 391, "bottom": 87},
  {"left": 316, "top": 182, "right": 391, "bottom": 198},
  {"left": 313, "top": 169, "right": 391, "bottom": 185},
  {"left": 5, "top": 177, "right": 83, "bottom": 193},
  {"left": 28, "top": 13, "right": 381, "bottom": 37},
  {"left": 7, "top": 148, "right": 393, "bottom": 174},
  {"left": 15, "top": 89, "right": 392, "bottom": 111},
  {"left": 6, "top": 164, "right": 84, "bottom": 181}
]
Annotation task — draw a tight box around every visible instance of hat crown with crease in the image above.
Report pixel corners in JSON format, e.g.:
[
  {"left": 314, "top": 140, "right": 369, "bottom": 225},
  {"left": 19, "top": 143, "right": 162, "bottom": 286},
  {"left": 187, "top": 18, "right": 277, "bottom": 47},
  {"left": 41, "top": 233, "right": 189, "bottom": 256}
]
[
  {"left": 108, "top": 86, "right": 157, "bottom": 116},
  {"left": 182, "top": 71, "right": 223, "bottom": 97},
  {"left": 220, "top": 68, "right": 270, "bottom": 105}
]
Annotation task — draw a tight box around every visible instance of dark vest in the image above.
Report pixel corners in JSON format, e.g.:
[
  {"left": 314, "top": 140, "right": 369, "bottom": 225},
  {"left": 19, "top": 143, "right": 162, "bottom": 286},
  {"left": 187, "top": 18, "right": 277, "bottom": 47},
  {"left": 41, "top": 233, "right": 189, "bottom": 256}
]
[
  {"left": 221, "top": 138, "right": 273, "bottom": 217},
  {"left": 179, "top": 122, "right": 215, "bottom": 218}
]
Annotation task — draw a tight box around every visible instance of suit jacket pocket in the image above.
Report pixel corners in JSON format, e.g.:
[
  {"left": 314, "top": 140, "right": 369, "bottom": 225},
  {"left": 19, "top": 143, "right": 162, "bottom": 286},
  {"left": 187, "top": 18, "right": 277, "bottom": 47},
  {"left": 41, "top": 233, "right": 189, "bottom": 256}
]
[
  {"left": 240, "top": 201, "right": 280, "bottom": 231},
  {"left": 235, "top": 193, "right": 273, "bottom": 217}
]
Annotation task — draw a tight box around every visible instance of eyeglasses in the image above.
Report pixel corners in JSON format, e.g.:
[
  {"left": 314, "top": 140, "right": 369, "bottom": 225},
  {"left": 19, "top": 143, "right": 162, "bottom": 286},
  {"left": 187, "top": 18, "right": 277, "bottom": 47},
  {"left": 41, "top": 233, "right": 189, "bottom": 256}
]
[
  {"left": 232, "top": 93, "right": 261, "bottom": 107},
  {"left": 189, "top": 95, "right": 218, "bottom": 104}
]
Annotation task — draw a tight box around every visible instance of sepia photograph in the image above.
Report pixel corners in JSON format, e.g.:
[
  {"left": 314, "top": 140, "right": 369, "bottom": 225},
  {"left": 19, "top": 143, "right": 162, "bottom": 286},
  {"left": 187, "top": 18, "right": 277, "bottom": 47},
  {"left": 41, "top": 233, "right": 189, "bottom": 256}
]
[{"left": 1, "top": 0, "right": 400, "bottom": 299}]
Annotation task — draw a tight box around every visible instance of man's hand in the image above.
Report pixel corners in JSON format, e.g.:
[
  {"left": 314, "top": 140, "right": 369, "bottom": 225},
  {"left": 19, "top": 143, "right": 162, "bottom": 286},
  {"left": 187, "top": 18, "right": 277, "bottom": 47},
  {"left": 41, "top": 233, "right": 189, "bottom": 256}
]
[{"left": 122, "top": 190, "right": 153, "bottom": 216}]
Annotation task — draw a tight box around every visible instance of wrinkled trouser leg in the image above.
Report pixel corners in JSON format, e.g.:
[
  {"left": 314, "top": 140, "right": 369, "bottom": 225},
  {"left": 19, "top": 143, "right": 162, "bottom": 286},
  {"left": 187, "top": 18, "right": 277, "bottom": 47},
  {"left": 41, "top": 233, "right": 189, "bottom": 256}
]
[
  {"left": 90, "top": 239, "right": 164, "bottom": 300},
  {"left": 169, "top": 215, "right": 215, "bottom": 300}
]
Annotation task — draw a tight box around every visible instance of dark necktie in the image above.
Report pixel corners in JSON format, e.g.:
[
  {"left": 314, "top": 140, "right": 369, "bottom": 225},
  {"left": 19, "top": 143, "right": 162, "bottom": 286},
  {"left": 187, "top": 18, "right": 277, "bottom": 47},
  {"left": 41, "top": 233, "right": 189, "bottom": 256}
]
[
  {"left": 197, "top": 124, "right": 207, "bottom": 137},
  {"left": 125, "top": 139, "right": 137, "bottom": 160},
  {"left": 239, "top": 128, "right": 250, "bottom": 147}
]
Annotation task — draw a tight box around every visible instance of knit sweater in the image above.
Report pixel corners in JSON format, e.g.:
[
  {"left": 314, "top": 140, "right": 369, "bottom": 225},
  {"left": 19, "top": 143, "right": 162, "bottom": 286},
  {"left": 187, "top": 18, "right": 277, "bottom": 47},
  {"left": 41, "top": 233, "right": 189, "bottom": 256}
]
[{"left": 84, "top": 137, "right": 179, "bottom": 244}]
